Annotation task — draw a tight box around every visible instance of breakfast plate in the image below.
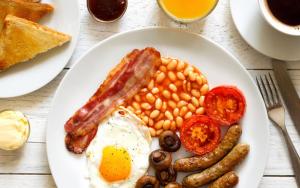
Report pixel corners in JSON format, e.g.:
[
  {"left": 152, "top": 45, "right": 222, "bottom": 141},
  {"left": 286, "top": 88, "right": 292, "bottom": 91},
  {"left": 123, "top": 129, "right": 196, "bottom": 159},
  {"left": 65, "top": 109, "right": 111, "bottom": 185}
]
[
  {"left": 0, "top": 0, "right": 80, "bottom": 98},
  {"left": 230, "top": 0, "right": 300, "bottom": 61},
  {"left": 47, "top": 28, "right": 269, "bottom": 188}
]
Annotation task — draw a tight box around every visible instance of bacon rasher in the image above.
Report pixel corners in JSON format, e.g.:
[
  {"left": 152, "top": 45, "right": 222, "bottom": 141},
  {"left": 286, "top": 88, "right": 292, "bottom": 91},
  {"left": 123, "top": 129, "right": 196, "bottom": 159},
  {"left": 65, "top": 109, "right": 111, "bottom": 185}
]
[{"left": 65, "top": 48, "right": 161, "bottom": 154}]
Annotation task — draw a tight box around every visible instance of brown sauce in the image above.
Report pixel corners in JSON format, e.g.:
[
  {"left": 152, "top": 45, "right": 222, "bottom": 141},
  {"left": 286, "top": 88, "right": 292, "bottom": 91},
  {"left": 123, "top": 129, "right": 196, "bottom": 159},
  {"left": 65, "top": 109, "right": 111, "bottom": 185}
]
[
  {"left": 267, "top": 0, "right": 300, "bottom": 26},
  {"left": 87, "top": 0, "right": 127, "bottom": 22}
]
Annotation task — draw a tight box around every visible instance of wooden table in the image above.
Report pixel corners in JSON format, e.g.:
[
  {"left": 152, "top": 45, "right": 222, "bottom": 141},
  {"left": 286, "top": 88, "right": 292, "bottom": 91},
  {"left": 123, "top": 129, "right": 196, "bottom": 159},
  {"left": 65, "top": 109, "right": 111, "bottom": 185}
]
[{"left": 1, "top": 0, "right": 299, "bottom": 187}]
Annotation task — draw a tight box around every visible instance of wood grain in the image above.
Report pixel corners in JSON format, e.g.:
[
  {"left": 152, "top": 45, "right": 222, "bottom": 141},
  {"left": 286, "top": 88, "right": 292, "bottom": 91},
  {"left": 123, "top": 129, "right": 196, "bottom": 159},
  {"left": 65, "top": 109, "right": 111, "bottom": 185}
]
[
  {"left": 0, "top": 175, "right": 55, "bottom": 188},
  {"left": 1, "top": 0, "right": 300, "bottom": 187},
  {"left": 0, "top": 143, "right": 50, "bottom": 174},
  {"left": 71, "top": 0, "right": 300, "bottom": 70}
]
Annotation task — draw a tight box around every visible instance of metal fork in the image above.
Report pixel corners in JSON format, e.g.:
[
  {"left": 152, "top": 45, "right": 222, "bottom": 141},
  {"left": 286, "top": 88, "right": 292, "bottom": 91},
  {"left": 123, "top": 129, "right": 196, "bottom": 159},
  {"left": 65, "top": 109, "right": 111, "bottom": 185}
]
[{"left": 256, "top": 73, "right": 300, "bottom": 187}]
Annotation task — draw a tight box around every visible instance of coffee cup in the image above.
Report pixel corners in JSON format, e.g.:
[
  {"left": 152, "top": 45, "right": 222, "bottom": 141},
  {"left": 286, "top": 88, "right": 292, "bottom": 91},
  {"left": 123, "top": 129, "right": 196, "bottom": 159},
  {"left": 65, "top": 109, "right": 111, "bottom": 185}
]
[{"left": 258, "top": 0, "right": 300, "bottom": 36}]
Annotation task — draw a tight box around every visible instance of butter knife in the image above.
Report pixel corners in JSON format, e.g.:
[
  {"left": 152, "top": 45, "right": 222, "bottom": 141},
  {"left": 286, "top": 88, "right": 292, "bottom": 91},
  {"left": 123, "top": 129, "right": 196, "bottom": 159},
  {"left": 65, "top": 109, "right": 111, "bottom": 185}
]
[{"left": 272, "top": 59, "right": 300, "bottom": 135}]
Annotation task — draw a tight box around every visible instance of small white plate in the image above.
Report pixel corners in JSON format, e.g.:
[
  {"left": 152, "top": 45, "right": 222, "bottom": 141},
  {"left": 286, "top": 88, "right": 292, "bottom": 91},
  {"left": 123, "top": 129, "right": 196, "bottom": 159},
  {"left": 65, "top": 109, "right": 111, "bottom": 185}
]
[
  {"left": 47, "top": 28, "right": 269, "bottom": 188},
  {"left": 230, "top": 0, "right": 300, "bottom": 61},
  {"left": 0, "top": 0, "right": 80, "bottom": 98}
]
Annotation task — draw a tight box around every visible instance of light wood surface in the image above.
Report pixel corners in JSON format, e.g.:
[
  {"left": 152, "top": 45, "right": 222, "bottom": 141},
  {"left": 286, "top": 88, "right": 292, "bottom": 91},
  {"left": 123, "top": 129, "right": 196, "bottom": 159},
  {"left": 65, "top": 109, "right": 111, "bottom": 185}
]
[{"left": 0, "top": 0, "right": 299, "bottom": 187}]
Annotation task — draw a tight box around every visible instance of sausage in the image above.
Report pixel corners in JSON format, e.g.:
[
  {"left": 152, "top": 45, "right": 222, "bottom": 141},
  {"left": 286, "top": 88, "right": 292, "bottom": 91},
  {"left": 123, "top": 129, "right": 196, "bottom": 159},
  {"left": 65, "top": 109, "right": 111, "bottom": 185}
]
[
  {"left": 182, "top": 144, "right": 250, "bottom": 188},
  {"left": 174, "top": 125, "right": 242, "bottom": 172},
  {"left": 208, "top": 171, "right": 239, "bottom": 188}
]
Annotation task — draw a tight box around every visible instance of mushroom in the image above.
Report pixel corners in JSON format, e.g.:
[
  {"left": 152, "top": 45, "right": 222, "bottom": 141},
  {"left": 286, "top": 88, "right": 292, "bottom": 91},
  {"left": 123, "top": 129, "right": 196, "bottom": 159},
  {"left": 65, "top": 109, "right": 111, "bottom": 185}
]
[
  {"left": 165, "top": 182, "right": 182, "bottom": 188},
  {"left": 159, "top": 131, "right": 181, "bottom": 152},
  {"left": 135, "top": 175, "right": 160, "bottom": 188},
  {"left": 155, "top": 166, "right": 177, "bottom": 186},
  {"left": 149, "top": 149, "right": 172, "bottom": 171}
]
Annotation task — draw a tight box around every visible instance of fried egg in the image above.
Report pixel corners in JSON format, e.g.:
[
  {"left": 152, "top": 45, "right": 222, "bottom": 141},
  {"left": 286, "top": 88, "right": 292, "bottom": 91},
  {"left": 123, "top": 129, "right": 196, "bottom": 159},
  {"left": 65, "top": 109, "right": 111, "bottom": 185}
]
[{"left": 86, "top": 107, "right": 152, "bottom": 188}]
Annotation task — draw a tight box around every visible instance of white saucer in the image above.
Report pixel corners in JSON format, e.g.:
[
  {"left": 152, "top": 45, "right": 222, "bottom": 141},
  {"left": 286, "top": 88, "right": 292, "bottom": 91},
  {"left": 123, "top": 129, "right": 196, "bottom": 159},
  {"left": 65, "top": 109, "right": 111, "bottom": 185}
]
[{"left": 230, "top": 0, "right": 300, "bottom": 61}]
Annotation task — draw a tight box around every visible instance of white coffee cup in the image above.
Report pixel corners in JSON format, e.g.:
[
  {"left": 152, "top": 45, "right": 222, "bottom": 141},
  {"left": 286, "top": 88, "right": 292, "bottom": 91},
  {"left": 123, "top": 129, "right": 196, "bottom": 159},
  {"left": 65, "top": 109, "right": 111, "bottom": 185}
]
[{"left": 258, "top": 0, "right": 300, "bottom": 36}]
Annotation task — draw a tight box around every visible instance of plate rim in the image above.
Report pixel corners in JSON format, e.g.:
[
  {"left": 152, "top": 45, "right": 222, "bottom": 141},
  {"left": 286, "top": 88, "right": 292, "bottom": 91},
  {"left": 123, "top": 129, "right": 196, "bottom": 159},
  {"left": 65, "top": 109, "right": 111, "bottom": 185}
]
[
  {"left": 0, "top": 0, "right": 81, "bottom": 98},
  {"left": 46, "top": 27, "right": 269, "bottom": 188}
]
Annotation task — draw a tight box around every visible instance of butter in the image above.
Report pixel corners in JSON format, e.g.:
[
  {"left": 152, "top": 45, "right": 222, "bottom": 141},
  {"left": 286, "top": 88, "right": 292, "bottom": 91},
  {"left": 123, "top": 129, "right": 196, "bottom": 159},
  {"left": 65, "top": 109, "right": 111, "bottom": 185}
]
[{"left": 0, "top": 110, "right": 30, "bottom": 150}]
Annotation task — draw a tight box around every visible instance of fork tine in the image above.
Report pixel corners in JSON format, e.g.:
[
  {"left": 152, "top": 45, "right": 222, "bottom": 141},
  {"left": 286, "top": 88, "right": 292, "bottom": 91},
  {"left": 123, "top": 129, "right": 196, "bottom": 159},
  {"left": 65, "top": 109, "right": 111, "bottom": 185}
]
[
  {"left": 261, "top": 75, "right": 274, "bottom": 107},
  {"left": 264, "top": 74, "right": 275, "bottom": 106},
  {"left": 259, "top": 76, "right": 272, "bottom": 107},
  {"left": 256, "top": 76, "right": 270, "bottom": 108},
  {"left": 268, "top": 73, "right": 281, "bottom": 105}
]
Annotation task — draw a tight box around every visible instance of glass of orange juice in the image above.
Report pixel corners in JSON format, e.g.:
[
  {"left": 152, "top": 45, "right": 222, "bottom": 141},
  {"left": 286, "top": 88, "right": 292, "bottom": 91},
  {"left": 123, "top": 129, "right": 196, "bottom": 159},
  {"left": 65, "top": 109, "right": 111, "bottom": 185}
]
[{"left": 157, "top": 0, "right": 218, "bottom": 23}]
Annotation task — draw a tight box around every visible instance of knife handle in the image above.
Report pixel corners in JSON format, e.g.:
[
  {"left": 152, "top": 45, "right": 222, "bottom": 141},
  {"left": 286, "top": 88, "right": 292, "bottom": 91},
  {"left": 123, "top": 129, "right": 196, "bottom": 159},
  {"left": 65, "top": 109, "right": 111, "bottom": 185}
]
[{"left": 281, "top": 127, "right": 300, "bottom": 187}]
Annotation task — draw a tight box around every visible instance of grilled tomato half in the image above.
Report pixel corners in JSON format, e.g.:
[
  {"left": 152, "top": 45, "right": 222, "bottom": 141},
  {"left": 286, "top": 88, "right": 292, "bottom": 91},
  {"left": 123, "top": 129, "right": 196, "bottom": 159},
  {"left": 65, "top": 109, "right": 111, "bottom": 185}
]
[
  {"left": 204, "top": 86, "right": 246, "bottom": 126},
  {"left": 180, "top": 115, "right": 221, "bottom": 155}
]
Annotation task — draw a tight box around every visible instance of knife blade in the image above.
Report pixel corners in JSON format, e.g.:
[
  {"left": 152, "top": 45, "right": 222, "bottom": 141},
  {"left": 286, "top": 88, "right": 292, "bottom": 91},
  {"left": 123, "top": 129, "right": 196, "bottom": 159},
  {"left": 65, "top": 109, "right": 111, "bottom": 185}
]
[{"left": 272, "top": 59, "right": 300, "bottom": 135}]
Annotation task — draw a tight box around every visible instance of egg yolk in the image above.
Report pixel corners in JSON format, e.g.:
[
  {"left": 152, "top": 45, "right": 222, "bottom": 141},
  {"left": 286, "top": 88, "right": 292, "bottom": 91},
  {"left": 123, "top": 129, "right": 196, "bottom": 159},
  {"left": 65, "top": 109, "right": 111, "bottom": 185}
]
[{"left": 99, "top": 146, "right": 131, "bottom": 182}]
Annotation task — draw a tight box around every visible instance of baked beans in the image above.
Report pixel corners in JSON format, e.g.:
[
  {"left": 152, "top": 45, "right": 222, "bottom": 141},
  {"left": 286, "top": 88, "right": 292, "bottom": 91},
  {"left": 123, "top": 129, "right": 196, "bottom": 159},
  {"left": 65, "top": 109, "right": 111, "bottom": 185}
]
[{"left": 124, "top": 57, "right": 208, "bottom": 136}]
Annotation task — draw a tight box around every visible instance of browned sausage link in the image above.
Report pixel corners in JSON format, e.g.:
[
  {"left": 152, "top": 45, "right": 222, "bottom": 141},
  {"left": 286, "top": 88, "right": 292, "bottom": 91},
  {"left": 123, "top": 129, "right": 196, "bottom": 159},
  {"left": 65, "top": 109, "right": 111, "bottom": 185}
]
[
  {"left": 174, "top": 125, "right": 242, "bottom": 172},
  {"left": 208, "top": 171, "right": 239, "bottom": 188},
  {"left": 182, "top": 144, "right": 250, "bottom": 188}
]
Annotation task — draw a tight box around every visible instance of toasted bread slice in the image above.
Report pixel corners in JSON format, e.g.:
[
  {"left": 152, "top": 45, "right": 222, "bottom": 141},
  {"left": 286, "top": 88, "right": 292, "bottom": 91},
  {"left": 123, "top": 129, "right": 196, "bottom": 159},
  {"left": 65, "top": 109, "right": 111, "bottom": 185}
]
[
  {"left": 0, "top": 15, "right": 71, "bottom": 71},
  {"left": 0, "top": 0, "right": 53, "bottom": 30}
]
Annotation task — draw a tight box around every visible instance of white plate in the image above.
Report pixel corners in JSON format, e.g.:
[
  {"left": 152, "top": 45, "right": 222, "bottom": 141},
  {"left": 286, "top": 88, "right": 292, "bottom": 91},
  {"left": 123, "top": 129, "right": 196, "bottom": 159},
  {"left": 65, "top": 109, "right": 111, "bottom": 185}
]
[
  {"left": 0, "top": 0, "right": 80, "bottom": 98},
  {"left": 47, "top": 28, "right": 269, "bottom": 188},
  {"left": 230, "top": 0, "right": 300, "bottom": 61}
]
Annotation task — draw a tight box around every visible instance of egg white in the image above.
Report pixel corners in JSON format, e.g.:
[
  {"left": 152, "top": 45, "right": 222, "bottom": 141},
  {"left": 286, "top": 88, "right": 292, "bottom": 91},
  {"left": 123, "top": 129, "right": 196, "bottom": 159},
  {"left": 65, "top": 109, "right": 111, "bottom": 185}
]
[{"left": 86, "top": 107, "right": 152, "bottom": 188}]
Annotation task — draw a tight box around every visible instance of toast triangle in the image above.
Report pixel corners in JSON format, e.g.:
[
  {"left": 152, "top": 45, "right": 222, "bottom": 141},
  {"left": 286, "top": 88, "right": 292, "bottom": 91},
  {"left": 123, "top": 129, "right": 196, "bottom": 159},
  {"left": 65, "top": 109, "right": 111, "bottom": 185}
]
[
  {"left": 0, "top": 0, "right": 53, "bottom": 30},
  {"left": 0, "top": 15, "right": 71, "bottom": 71}
]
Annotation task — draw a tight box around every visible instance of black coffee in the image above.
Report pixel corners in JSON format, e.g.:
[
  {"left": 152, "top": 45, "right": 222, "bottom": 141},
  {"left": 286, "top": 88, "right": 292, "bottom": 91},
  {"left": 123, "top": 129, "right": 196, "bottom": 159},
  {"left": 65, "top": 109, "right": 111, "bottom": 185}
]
[{"left": 266, "top": 0, "right": 300, "bottom": 26}]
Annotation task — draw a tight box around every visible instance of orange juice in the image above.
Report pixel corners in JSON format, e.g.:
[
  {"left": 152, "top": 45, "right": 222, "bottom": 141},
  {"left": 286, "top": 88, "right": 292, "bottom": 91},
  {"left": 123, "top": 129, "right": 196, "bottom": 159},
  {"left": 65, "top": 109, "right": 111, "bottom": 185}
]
[{"left": 158, "top": 0, "right": 218, "bottom": 22}]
